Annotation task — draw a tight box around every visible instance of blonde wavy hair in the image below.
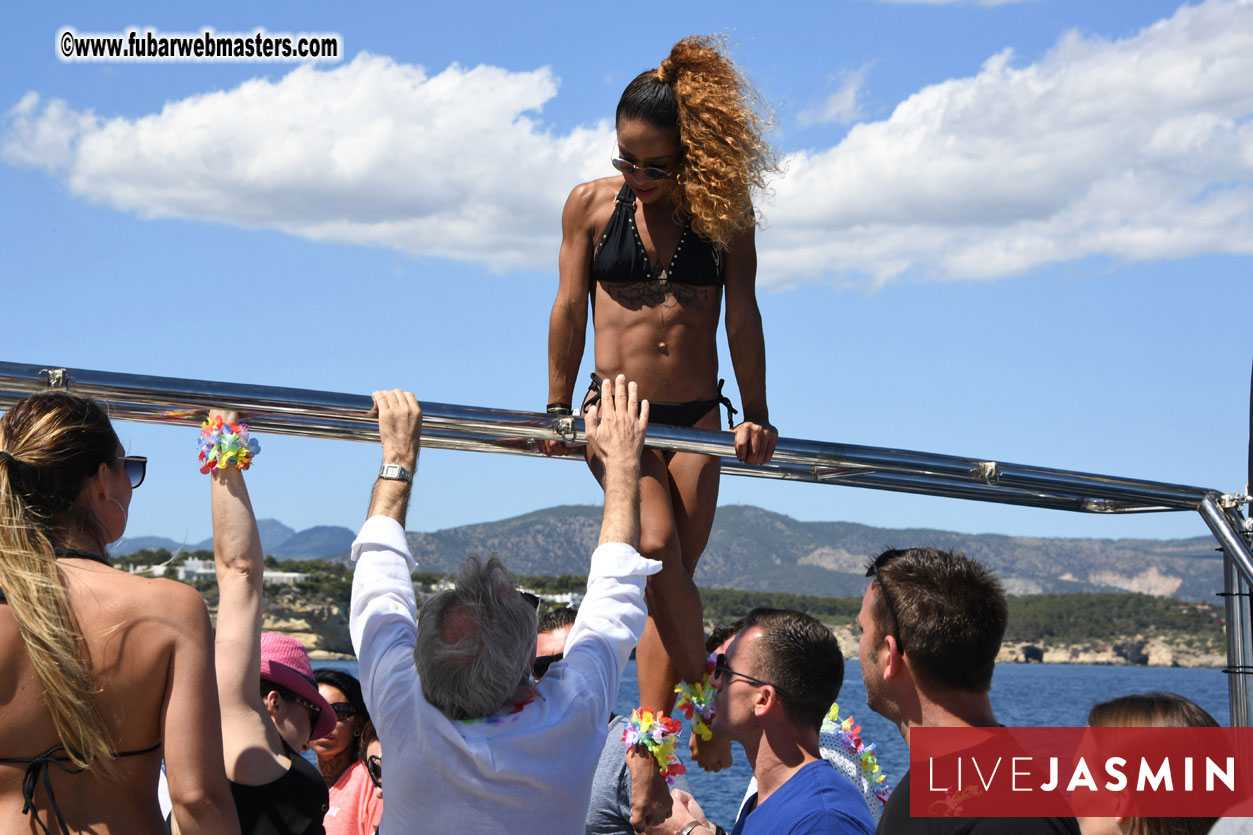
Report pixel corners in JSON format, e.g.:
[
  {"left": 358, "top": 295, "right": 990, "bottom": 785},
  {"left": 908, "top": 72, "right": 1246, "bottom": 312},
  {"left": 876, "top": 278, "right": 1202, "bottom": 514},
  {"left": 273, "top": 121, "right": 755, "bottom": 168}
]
[
  {"left": 616, "top": 35, "right": 779, "bottom": 250},
  {"left": 0, "top": 392, "right": 119, "bottom": 774}
]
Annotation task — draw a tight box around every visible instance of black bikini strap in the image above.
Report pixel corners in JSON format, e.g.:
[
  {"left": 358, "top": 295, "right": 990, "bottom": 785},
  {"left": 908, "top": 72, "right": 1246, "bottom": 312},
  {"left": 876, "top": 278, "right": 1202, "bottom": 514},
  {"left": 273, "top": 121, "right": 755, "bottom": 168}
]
[
  {"left": 53, "top": 548, "right": 110, "bottom": 566},
  {"left": 715, "top": 379, "right": 739, "bottom": 430},
  {"left": 0, "top": 742, "right": 159, "bottom": 835},
  {"left": 0, "top": 747, "right": 81, "bottom": 835}
]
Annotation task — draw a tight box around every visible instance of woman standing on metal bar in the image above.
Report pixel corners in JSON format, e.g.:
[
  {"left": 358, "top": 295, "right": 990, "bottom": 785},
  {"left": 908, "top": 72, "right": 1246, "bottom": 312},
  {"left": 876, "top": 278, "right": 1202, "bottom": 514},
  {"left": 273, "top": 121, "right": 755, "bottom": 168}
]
[{"left": 544, "top": 34, "right": 779, "bottom": 787}]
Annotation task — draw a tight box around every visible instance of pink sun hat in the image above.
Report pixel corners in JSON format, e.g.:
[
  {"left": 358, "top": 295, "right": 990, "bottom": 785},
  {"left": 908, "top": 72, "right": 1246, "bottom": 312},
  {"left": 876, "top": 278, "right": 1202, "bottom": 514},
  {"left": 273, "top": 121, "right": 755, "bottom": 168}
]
[{"left": 259, "top": 633, "right": 337, "bottom": 741}]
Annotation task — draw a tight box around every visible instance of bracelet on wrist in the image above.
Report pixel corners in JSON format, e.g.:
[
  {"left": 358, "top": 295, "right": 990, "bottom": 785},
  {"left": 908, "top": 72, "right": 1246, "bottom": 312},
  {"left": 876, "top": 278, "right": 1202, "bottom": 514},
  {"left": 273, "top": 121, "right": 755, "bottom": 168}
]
[
  {"left": 621, "top": 707, "right": 685, "bottom": 785},
  {"left": 674, "top": 654, "right": 717, "bottom": 741},
  {"left": 546, "top": 402, "right": 573, "bottom": 415},
  {"left": 197, "top": 416, "right": 260, "bottom": 474}
]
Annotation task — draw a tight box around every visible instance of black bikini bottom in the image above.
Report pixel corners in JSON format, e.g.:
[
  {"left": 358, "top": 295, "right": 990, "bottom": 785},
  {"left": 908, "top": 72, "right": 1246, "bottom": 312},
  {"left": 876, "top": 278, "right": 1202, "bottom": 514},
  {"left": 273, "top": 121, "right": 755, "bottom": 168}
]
[{"left": 583, "top": 373, "right": 738, "bottom": 429}]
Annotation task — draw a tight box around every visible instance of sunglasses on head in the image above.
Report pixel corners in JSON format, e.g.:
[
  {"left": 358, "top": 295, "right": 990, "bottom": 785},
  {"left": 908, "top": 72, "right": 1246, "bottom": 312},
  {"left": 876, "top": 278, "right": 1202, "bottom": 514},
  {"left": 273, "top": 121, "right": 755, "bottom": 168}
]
[
  {"left": 366, "top": 754, "right": 382, "bottom": 789},
  {"left": 330, "top": 702, "right": 357, "bottom": 722},
  {"left": 712, "top": 653, "right": 788, "bottom": 698},
  {"left": 610, "top": 157, "right": 673, "bottom": 181},
  {"left": 533, "top": 653, "right": 562, "bottom": 680},
  {"left": 116, "top": 455, "right": 147, "bottom": 489},
  {"left": 865, "top": 551, "right": 907, "bottom": 653}
]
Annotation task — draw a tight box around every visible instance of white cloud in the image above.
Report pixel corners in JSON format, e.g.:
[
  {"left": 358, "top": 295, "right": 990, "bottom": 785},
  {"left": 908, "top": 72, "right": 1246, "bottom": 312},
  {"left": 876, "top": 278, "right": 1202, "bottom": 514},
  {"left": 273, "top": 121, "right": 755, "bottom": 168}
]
[
  {"left": 3, "top": 1, "right": 1253, "bottom": 286},
  {"left": 763, "top": 0, "right": 1253, "bottom": 285},
  {"left": 2, "top": 54, "right": 612, "bottom": 272},
  {"left": 799, "top": 66, "right": 869, "bottom": 127}
]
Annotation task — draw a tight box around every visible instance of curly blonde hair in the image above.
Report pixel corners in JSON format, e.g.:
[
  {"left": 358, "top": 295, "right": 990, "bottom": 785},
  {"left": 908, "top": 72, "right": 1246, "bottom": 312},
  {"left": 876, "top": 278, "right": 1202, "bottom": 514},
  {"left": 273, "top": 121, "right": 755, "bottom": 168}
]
[{"left": 616, "top": 35, "right": 778, "bottom": 251}]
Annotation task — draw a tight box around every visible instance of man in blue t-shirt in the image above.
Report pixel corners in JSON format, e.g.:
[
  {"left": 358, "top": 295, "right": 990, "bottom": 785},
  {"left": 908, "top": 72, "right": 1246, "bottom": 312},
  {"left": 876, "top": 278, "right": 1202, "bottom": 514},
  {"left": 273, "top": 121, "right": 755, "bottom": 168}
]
[{"left": 669, "top": 608, "right": 876, "bottom": 835}]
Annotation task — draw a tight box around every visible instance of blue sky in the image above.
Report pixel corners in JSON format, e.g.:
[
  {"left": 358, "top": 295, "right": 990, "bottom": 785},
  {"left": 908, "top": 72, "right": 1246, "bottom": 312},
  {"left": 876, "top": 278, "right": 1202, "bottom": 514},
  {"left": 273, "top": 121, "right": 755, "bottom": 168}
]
[{"left": 2, "top": 0, "right": 1250, "bottom": 548}]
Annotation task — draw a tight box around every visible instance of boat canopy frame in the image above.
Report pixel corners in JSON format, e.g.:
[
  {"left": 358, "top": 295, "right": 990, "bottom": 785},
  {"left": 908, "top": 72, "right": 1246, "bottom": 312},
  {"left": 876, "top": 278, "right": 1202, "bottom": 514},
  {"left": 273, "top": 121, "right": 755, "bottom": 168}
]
[{"left": 2, "top": 360, "right": 1250, "bottom": 722}]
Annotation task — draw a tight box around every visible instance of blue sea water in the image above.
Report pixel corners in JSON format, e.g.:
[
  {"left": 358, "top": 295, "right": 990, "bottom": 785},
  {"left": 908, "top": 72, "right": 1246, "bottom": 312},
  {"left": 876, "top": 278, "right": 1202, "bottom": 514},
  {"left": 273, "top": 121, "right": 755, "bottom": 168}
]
[{"left": 316, "top": 658, "right": 1229, "bottom": 828}]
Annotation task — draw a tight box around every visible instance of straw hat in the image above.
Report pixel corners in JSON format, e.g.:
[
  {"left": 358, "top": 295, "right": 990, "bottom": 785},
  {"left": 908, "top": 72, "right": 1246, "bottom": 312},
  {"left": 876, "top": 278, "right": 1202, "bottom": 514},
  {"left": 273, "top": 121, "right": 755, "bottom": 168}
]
[{"left": 259, "top": 633, "right": 337, "bottom": 741}]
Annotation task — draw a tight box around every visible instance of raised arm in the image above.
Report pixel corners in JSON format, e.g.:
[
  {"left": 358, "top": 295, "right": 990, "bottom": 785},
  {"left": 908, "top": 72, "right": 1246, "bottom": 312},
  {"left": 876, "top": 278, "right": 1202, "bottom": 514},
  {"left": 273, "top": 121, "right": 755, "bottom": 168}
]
[
  {"left": 162, "top": 581, "right": 241, "bottom": 835},
  {"left": 587, "top": 375, "right": 646, "bottom": 548},
  {"left": 545, "top": 184, "right": 596, "bottom": 418},
  {"left": 208, "top": 411, "right": 282, "bottom": 776},
  {"left": 366, "top": 390, "right": 422, "bottom": 526},
  {"left": 722, "top": 226, "right": 777, "bottom": 466}
]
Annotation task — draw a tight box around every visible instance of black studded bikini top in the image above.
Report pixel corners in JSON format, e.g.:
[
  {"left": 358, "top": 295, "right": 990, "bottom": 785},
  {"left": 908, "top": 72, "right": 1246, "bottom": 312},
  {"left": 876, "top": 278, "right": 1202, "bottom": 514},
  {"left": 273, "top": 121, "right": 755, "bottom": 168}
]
[{"left": 590, "top": 183, "right": 723, "bottom": 286}]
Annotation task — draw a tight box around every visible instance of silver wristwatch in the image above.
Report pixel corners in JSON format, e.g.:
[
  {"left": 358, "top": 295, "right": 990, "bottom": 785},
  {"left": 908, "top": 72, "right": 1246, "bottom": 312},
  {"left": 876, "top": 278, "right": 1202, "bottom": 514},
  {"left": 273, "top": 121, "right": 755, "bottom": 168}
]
[{"left": 378, "top": 462, "right": 412, "bottom": 483}]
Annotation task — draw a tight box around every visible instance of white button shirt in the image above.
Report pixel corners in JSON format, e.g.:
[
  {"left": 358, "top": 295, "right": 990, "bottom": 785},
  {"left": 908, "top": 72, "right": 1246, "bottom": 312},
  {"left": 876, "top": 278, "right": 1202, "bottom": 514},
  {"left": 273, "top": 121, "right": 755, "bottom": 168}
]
[{"left": 349, "top": 516, "right": 662, "bottom": 835}]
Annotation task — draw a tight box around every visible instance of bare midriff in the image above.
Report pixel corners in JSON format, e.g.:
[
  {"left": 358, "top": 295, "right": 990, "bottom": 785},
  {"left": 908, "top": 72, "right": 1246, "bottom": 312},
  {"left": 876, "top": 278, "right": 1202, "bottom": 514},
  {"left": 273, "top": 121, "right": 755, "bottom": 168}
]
[{"left": 590, "top": 279, "right": 722, "bottom": 404}]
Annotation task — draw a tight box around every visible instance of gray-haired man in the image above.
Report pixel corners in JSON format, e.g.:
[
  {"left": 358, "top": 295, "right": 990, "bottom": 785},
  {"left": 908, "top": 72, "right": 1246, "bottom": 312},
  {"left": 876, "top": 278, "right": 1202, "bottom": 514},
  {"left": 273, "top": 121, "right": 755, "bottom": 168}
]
[{"left": 350, "top": 377, "right": 662, "bottom": 834}]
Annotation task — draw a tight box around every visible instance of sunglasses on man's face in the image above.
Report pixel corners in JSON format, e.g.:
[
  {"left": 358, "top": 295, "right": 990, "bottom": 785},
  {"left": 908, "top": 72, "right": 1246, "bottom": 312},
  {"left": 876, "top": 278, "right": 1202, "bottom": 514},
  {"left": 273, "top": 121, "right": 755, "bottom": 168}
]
[
  {"left": 330, "top": 702, "right": 357, "bottom": 722},
  {"left": 366, "top": 754, "right": 383, "bottom": 789},
  {"left": 533, "top": 653, "right": 562, "bottom": 680},
  {"left": 116, "top": 455, "right": 147, "bottom": 489},
  {"left": 610, "top": 157, "right": 673, "bottom": 181},
  {"left": 712, "top": 653, "right": 788, "bottom": 698}
]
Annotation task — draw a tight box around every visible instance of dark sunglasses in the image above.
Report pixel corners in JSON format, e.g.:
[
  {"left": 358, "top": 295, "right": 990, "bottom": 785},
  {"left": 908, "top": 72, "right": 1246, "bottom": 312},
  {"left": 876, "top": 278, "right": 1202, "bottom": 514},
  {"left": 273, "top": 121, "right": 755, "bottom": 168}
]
[
  {"left": 610, "top": 157, "right": 673, "bottom": 181},
  {"left": 116, "top": 455, "right": 147, "bottom": 489},
  {"left": 330, "top": 702, "right": 357, "bottom": 721},
  {"left": 865, "top": 551, "right": 907, "bottom": 653},
  {"left": 712, "top": 653, "right": 788, "bottom": 698},
  {"left": 366, "top": 754, "right": 382, "bottom": 789},
  {"left": 284, "top": 691, "right": 323, "bottom": 726},
  {"left": 533, "top": 653, "right": 562, "bottom": 680}
]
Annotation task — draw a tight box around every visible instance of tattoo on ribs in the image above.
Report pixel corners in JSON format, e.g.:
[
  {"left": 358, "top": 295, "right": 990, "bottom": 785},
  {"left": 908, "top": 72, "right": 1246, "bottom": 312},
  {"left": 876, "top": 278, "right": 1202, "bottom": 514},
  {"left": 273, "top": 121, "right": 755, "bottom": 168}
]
[{"left": 602, "top": 279, "right": 710, "bottom": 312}]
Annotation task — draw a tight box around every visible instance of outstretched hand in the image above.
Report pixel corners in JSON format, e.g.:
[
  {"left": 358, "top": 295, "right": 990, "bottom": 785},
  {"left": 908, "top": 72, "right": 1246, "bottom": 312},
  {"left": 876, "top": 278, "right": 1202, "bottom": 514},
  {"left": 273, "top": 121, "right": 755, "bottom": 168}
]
[{"left": 585, "top": 375, "right": 648, "bottom": 472}]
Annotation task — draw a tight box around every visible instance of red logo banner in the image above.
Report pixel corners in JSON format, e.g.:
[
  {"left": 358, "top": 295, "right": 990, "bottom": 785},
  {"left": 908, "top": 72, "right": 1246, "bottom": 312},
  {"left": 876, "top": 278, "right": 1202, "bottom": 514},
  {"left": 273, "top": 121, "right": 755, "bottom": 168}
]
[{"left": 911, "top": 727, "right": 1253, "bottom": 818}]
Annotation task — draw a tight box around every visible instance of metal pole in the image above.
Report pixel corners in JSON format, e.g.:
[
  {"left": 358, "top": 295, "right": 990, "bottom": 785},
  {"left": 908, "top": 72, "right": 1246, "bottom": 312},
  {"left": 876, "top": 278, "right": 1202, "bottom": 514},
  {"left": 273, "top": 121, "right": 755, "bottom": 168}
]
[
  {"left": 1225, "top": 555, "right": 1251, "bottom": 727},
  {"left": 0, "top": 361, "right": 1232, "bottom": 517}
]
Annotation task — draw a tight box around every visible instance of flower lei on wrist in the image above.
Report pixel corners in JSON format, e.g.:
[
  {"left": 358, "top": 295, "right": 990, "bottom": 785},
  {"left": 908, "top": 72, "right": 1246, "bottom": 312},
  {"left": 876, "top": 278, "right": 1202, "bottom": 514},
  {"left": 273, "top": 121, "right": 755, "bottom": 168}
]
[
  {"left": 674, "top": 653, "right": 717, "bottom": 741},
  {"left": 197, "top": 416, "right": 260, "bottom": 474},
  {"left": 622, "top": 707, "right": 686, "bottom": 785},
  {"left": 823, "top": 702, "right": 891, "bottom": 804}
]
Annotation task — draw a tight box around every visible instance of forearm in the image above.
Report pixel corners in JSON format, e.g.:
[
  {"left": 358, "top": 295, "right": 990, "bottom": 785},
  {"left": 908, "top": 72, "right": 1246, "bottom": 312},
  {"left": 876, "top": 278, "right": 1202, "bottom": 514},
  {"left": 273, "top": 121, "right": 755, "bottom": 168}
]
[
  {"left": 211, "top": 469, "right": 262, "bottom": 588},
  {"left": 547, "top": 300, "right": 587, "bottom": 404},
  {"left": 367, "top": 477, "right": 413, "bottom": 527},
  {"left": 726, "top": 307, "right": 769, "bottom": 423},
  {"left": 598, "top": 460, "right": 641, "bottom": 548}
]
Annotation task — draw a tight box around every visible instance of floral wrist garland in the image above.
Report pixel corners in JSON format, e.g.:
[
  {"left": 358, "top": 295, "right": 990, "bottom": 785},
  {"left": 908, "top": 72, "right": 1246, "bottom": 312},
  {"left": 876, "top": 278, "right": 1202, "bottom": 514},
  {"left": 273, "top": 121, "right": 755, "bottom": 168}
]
[
  {"left": 197, "top": 416, "right": 260, "bottom": 474},
  {"left": 674, "top": 654, "right": 717, "bottom": 741},
  {"left": 823, "top": 702, "right": 891, "bottom": 804},
  {"left": 622, "top": 707, "right": 686, "bottom": 785}
]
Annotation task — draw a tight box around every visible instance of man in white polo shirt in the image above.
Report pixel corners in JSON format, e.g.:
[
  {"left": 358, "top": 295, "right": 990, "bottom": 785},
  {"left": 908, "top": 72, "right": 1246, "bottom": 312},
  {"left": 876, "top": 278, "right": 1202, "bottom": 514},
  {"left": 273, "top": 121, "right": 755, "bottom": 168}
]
[{"left": 349, "top": 377, "right": 662, "bottom": 834}]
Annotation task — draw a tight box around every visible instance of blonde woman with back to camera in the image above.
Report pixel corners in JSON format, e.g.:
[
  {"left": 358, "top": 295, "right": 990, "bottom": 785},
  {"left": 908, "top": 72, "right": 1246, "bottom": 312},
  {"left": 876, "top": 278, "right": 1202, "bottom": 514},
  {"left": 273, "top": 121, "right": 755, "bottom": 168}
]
[{"left": 0, "top": 391, "right": 239, "bottom": 835}]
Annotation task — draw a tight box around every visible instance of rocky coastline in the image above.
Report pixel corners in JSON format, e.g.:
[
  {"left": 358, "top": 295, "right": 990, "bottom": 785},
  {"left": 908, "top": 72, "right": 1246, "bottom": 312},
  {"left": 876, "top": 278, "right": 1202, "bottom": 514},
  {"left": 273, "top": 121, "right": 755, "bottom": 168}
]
[{"left": 245, "top": 594, "right": 1228, "bottom": 667}]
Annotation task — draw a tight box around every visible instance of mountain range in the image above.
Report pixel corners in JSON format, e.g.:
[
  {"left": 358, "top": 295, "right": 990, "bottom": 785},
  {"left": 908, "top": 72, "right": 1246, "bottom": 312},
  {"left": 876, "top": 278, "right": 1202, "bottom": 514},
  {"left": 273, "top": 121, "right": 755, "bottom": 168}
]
[{"left": 117, "top": 504, "right": 1226, "bottom": 601}]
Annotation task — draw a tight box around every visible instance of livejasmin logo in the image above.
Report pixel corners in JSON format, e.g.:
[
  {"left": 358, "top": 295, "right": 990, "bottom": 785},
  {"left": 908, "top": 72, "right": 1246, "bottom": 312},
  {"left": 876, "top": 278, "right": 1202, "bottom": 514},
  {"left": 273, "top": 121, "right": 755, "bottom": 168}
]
[
  {"left": 928, "top": 752, "right": 1235, "bottom": 793},
  {"left": 912, "top": 727, "right": 1253, "bottom": 818}
]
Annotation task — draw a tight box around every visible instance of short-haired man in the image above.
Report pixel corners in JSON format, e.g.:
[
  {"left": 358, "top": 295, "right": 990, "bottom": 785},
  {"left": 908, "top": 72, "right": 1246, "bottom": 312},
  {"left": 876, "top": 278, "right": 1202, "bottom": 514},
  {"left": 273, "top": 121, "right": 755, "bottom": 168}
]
[
  {"left": 858, "top": 547, "right": 1080, "bottom": 834},
  {"left": 673, "top": 608, "right": 876, "bottom": 835},
  {"left": 350, "top": 378, "right": 662, "bottom": 834}
]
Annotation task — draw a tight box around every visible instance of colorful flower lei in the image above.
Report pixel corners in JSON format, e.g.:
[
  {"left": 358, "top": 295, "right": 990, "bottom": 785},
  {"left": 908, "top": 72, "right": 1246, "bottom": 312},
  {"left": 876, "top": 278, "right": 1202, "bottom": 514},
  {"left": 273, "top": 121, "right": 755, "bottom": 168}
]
[
  {"left": 197, "top": 416, "right": 260, "bottom": 474},
  {"left": 674, "top": 653, "right": 717, "bottom": 741},
  {"left": 823, "top": 702, "right": 891, "bottom": 804},
  {"left": 622, "top": 707, "right": 686, "bottom": 785}
]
